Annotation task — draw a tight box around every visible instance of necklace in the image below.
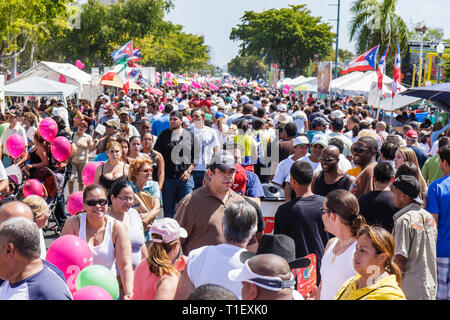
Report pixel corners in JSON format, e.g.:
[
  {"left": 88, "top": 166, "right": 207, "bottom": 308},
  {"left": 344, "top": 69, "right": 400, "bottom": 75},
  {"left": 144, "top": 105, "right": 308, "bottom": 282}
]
[{"left": 331, "top": 237, "right": 355, "bottom": 264}]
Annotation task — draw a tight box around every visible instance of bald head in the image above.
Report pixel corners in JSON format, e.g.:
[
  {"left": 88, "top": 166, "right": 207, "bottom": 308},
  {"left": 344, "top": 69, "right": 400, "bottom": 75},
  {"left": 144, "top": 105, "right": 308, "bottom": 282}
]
[
  {"left": 0, "top": 201, "right": 34, "bottom": 224},
  {"left": 322, "top": 145, "right": 340, "bottom": 158},
  {"left": 247, "top": 253, "right": 292, "bottom": 281}
]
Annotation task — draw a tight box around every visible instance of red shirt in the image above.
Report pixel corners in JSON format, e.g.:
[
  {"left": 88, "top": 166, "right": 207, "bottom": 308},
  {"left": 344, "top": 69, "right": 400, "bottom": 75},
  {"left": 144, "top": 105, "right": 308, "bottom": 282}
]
[{"left": 199, "top": 99, "right": 212, "bottom": 109}]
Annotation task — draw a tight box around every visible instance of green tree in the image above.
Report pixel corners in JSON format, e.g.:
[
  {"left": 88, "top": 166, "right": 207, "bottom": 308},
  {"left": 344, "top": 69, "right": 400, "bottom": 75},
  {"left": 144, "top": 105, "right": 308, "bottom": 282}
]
[
  {"left": 136, "top": 24, "right": 209, "bottom": 73},
  {"left": 442, "top": 49, "right": 450, "bottom": 82},
  {"left": 349, "top": 0, "right": 409, "bottom": 73},
  {"left": 227, "top": 54, "right": 265, "bottom": 79},
  {"left": 407, "top": 20, "right": 448, "bottom": 43},
  {"left": 0, "top": 0, "right": 71, "bottom": 73},
  {"left": 230, "top": 5, "right": 335, "bottom": 77}
]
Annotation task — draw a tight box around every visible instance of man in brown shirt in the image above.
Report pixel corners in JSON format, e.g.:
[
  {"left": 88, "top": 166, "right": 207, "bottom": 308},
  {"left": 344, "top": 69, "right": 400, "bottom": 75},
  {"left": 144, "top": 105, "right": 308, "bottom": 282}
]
[{"left": 175, "top": 151, "right": 252, "bottom": 255}]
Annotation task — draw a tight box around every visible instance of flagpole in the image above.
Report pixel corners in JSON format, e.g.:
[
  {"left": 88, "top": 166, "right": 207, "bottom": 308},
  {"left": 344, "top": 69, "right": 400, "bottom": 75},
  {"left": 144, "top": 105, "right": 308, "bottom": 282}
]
[{"left": 389, "top": 95, "right": 394, "bottom": 128}]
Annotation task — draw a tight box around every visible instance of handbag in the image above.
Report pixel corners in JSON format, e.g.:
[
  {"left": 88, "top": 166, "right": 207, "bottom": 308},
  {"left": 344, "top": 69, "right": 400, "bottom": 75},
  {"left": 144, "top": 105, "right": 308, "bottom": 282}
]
[{"left": 133, "top": 191, "right": 159, "bottom": 229}]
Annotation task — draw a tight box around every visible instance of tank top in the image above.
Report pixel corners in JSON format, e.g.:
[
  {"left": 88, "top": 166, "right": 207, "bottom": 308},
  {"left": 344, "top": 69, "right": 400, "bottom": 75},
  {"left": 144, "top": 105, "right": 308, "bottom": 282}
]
[
  {"left": 320, "top": 237, "right": 357, "bottom": 300},
  {"left": 78, "top": 213, "right": 117, "bottom": 275},
  {"left": 114, "top": 208, "right": 146, "bottom": 274},
  {"left": 150, "top": 150, "right": 159, "bottom": 182},
  {"left": 313, "top": 172, "right": 352, "bottom": 197},
  {"left": 28, "top": 147, "right": 43, "bottom": 177},
  {"left": 99, "top": 162, "right": 126, "bottom": 192}
]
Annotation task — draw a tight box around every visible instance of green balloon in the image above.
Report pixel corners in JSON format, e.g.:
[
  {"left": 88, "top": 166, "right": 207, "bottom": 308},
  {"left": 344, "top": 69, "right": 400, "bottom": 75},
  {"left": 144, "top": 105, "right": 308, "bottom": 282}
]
[{"left": 76, "top": 264, "right": 119, "bottom": 300}]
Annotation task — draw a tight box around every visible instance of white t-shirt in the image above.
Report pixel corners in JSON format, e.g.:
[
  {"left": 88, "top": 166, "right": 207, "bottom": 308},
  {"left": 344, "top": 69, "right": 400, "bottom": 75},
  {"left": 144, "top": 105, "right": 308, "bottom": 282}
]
[
  {"left": 272, "top": 155, "right": 295, "bottom": 186},
  {"left": 26, "top": 126, "right": 38, "bottom": 144},
  {"left": 292, "top": 111, "right": 308, "bottom": 134},
  {"left": 430, "top": 140, "right": 439, "bottom": 156},
  {"left": 187, "top": 244, "right": 247, "bottom": 299},
  {"left": 52, "top": 107, "right": 70, "bottom": 129},
  {"left": 191, "top": 126, "right": 220, "bottom": 171},
  {"left": 285, "top": 155, "right": 321, "bottom": 183}
]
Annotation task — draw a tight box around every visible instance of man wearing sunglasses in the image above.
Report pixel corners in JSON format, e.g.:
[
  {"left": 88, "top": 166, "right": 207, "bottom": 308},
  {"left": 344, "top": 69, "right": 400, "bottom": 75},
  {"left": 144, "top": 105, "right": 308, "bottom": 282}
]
[
  {"left": 349, "top": 137, "right": 379, "bottom": 199},
  {"left": 312, "top": 146, "right": 354, "bottom": 197}
]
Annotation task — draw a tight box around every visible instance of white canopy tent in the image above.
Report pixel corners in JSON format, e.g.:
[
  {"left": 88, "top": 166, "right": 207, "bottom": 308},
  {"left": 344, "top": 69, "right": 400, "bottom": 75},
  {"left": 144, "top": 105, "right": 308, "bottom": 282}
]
[
  {"left": 377, "top": 94, "right": 422, "bottom": 111},
  {"left": 7, "top": 61, "right": 95, "bottom": 100},
  {"left": 293, "top": 77, "right": 318, "bottom": 92},
  {"left": 4, "top": 76, "right": 80, "bottom": 108},
  {"left": 278, "top": 75, "right": 307, "bottom": 88},
  {"left": 330, "top": 71, "right": 407, "bottom": 97}
]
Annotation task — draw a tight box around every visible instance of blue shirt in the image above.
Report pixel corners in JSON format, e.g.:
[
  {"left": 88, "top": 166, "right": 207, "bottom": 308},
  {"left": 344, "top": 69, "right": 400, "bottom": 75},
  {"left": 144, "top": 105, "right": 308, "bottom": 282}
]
[
  {"left": 426, "top": 175, "right": 450, "bottom": 257},
  {"left": 94, "top": 152, "right": 108, "bottom": 162},
  {"left": 407, "top": 146, "right": 428, "bottom": 169},
  {"left": 245, "top": 170, "right": 265, "bottom": 198},
  {"left": 151, "top": 114, "right": 170, "bottom": 136},
  {"left": 0, "top": 260, "right": 72, "bottom": 300}
]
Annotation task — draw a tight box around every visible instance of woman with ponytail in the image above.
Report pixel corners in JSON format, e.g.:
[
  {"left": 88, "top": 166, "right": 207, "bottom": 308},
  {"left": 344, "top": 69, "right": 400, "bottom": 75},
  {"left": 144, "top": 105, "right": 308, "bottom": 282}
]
[
  {"left": 334, "top": 225, "right": 405, "bottom": 300},
  {"left": 314, "top": 189, "right": 366, "bottom": 300},
  {"left": 132, "top": 218, "right": 187, "bottom": 300}
]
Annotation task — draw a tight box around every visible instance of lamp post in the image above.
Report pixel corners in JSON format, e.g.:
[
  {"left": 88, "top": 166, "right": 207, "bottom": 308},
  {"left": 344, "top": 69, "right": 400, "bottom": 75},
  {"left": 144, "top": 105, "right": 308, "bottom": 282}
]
[
  {"left": 437, "top": 41, "right": 445, "bottom": 84},
  {"left": 415, "top": 25, "right": 427, "bottom": 87}
]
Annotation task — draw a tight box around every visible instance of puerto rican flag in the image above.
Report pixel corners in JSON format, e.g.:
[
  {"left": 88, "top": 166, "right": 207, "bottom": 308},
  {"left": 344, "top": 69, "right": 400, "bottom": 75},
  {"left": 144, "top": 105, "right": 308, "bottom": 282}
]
[
  {"left": 111, "top": 40, "right": 133, "bottom": 64},
  {"left": 392, "top": 43, "right": 401, "bottom": 97},
  {"left": 130, "top": 47, "right": 142, "bottom": 62},
  {"left": 341, "top": 45, "right": 380, "bottom": 74},
  {"left": 376, "top": 46, "right": 389, "bottom": 96}
]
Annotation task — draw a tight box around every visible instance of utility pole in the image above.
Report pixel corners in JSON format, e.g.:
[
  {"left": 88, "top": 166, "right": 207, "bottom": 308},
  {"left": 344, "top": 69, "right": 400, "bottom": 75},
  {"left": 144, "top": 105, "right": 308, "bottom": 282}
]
[{"left": 329, "top": 0, "right": 341, "bottom": 79}]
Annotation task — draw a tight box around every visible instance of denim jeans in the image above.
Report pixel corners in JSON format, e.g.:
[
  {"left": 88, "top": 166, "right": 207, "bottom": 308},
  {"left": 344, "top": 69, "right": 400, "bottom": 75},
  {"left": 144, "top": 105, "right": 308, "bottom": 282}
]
[
  {"left": 161, "top": 176, "right": 194, "bottom": 218},
  {"left": 192, "top": 170, "right": 206, "bottom": 190}
]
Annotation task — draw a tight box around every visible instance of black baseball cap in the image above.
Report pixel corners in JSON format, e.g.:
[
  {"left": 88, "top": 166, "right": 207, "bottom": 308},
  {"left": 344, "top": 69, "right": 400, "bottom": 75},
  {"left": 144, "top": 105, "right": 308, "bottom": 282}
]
[
  {"left": 208, "top": 151, "right": 236, "bottom": 172},
  {"left": 393, "top": 175, "right": 423, "bottom": 204}
]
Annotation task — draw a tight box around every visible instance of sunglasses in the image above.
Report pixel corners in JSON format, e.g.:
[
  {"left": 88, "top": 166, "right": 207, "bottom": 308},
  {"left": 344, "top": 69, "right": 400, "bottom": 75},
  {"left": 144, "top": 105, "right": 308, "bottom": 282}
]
[
  {"left": 320, "top": 207, "right": 332, "bottom": 215},
  {"left": 85, "top": 199, "right": 108, "bottom": 207},
  {"left": 353, "top": 146, "right": 370, "bottom": 153},
  {"left": 320, "top": 157, "right": 335, "bottom": 162}
]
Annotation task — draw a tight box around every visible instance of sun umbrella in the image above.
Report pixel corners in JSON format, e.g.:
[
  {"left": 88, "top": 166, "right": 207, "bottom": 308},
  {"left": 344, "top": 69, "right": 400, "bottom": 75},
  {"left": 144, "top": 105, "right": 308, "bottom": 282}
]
[
  {"left": 147, "top": 87, "right": 164, "bottom": 96},
  {"left": 403, "top": 82, "right": 450, "bottom": 112}
]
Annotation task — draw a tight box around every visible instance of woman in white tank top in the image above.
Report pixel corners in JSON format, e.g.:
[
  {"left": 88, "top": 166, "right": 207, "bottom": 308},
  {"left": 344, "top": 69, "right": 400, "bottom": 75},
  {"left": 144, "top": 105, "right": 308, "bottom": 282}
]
[
  {"left": 61, "top": 184, "right": 134, "bottom": 300},
  {"left": 316, "top": 189, "right": 366, "bottom": 300}
]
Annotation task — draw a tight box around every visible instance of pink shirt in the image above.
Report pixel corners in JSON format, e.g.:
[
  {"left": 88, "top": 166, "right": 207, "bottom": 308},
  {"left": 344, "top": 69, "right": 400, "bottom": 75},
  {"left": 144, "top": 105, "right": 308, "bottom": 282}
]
[{"left": 132, "top": 259, "right": 159, "bottom": 300}]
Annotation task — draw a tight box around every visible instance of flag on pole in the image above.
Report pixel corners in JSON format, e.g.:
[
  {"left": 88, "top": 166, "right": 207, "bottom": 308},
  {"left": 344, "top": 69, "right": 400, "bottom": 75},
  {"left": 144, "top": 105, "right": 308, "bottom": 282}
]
[
  {"left": 341, "top": 45, "right": 380, "bottom": 74},
  {"left": 111, "top": 40, "right": 133, "bottom": 64},
  {"left": 376, "top": 46, "right": 389, "bottom": 96},
  {"left": 392, "top": 42, "right": 401, "bottom": 97}
]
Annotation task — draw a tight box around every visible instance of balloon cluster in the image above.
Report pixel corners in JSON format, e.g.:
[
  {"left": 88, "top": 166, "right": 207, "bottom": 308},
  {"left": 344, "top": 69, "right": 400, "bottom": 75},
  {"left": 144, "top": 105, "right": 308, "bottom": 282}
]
[
  {"left": 46, "top": 235, "right": 119, "bottom": 300},
  {"left": 38, "top": 118, "right": 71, "bottom": 162}
]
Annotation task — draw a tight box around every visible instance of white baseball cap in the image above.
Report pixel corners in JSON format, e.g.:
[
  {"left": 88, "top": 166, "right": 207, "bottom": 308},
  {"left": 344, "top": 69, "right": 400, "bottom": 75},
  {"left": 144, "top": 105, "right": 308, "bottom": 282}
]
[
  {"left": 149, "top": 218, "right": 187, "bottom": 243},
  {"left": 293, "top": 136, "right": 309, "bottom": 146},
  {"left": 331, "top": 110, "right": 345, "bottom": 118}
]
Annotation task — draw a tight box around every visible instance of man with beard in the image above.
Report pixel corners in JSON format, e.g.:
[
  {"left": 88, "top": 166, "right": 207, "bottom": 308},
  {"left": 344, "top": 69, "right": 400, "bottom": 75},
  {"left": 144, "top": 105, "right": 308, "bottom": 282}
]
[{"left": 312, "top": 145, "right": 354, "bottom": 197}]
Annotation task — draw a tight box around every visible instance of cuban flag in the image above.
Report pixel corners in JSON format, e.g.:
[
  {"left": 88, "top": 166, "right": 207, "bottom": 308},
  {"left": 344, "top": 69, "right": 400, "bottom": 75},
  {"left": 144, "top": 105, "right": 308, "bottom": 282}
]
[
  {"left": 392, "top": 43, "right": 401, "bottom": 97},
  {"left": 376, "top": 46, "right": 389, "bottom": 96},
  {"left": 111, "top": 40, "right": 133, "bottom": 64},
  {"left": 341, "top": 45, "right": 380, "bottom": 74}
]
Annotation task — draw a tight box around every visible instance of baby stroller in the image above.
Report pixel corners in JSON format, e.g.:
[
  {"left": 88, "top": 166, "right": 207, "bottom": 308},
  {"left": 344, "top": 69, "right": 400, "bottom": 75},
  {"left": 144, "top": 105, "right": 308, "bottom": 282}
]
[{"left": 14, "top": 166, "right": 66, "bottom": 235}]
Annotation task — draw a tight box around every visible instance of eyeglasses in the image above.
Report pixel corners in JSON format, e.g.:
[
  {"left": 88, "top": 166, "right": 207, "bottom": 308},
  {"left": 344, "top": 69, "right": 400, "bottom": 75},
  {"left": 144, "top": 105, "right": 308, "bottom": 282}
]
[
  {"left": 85, "top": 199, "right": 108, "bottom": 207},
  {"left": 117, "top": 196, "right": 134, "bottom": 203},
  {"left": 353, "top": 146, "right": 370, "bottom": 153},
  {"left": 320, "top": 207, "right": 332, "bottom": 215},
  {"left": 139, "top": 169, "right": 152, "bottom": 174},
  {"left": 320, "top": 157, "right": 335, "bottom": 162}
]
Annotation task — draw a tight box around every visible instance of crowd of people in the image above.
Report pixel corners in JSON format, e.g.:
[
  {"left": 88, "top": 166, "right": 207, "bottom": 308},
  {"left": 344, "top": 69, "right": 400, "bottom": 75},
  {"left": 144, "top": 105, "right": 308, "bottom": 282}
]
[{"left": 0, "top": 83, "right": 449, "bottom": 301}]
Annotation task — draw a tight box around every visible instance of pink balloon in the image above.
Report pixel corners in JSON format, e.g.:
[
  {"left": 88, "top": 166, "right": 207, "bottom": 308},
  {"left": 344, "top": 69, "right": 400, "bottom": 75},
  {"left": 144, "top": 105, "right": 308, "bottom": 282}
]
[
  {"left": 182, "top": 84, "right": 188, "bottom": 92},
  {"left": 39, "top": 118, "right": 58, "bottom": 142},
  {"left": 46, "top": 235, "right": 93, "bottom": 295},
  {"left": 283, "top": 88, "right": 289, "bottom": 95},
  {"left": 59, "top": 74, "right": 66, "bottom": 83},
  {"left": 5, "top": 134, "right": 25, "bottom": 159},
  {"left": 75, "top": 60, "right": 85, "bottom": 69},
  {"left": 51, "top": 136, "right": 71, "bottom": 162},
  {"left": 82, "top": 162, "right": 103, "bottom": 187},
  {"left": 23, "top": 179, "right": 44, "bottom": 197},
  {"left": 73, "top": 286, "right": 113, "bottom": 300},
  {"left": 67, "top": 191, "right": 84, "bottom": 216}
]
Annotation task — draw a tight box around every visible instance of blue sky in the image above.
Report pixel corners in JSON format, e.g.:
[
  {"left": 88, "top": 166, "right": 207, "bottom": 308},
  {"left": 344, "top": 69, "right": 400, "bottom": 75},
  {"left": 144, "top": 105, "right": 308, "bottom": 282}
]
[{"left": 165, "top": 0, "right": 450, "bottom": 68}]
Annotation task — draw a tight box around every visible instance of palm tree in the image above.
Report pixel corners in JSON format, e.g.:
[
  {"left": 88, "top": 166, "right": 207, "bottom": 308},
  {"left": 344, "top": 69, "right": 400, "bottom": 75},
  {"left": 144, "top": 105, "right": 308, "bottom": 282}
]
[{"left": 349, "top": 0, "right": 409, "bottom": 72}]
